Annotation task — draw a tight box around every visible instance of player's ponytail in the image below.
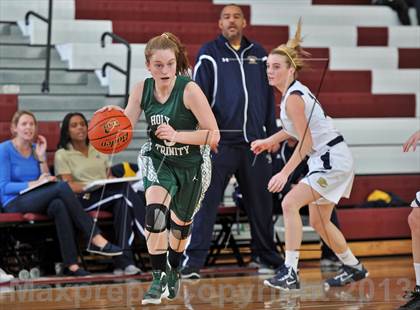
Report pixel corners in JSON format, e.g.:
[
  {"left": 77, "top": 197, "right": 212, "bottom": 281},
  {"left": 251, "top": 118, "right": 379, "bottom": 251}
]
[{"left": 270, "top": 18, "right": 310, "bottom": 72}]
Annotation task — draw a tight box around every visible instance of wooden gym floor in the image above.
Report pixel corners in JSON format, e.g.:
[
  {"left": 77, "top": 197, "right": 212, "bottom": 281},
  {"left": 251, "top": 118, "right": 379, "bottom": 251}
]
[{"left": 0, "top": 256, "right": 414, "bottom": 309}]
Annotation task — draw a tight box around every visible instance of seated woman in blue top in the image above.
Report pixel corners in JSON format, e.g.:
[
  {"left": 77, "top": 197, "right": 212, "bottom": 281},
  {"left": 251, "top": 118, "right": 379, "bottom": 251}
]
[{"left": 0, "top": 110, "right": 122, "bottom": 276}]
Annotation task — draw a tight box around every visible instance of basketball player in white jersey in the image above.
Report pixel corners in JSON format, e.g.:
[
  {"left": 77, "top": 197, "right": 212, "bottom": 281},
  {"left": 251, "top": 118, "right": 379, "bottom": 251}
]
[
  {"left": 251, "top": 20, "right": 368, "bottom": 290},
  {"left": 399, "top": 130, "right": 420, "bottom": 309}
]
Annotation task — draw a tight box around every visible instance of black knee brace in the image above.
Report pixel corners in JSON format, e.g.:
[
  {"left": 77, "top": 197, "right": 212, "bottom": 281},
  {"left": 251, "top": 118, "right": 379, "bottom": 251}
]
[
  {"left": 145, "top": 203, "right": 169, "bottom": 233},
  {"left": 170, "top": 219, "right": 192, "bottom": 240}
]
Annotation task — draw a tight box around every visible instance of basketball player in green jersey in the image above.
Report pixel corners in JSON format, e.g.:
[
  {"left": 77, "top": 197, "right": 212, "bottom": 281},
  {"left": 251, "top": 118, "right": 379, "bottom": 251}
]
[{"left": 98, "top": 32, "right": 219, "bottom": 305}]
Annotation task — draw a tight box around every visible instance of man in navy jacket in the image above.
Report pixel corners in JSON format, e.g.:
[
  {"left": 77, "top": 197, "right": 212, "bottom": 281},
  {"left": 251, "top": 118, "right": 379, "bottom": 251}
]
[{"left": 181, "top": 4, "right": 284, "bottom": 278}]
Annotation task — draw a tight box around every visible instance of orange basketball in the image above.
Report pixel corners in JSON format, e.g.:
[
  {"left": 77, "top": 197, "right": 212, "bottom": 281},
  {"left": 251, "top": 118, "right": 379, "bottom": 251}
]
[{"left": 88, "top": 109, "right": 133, "bottom": 154}]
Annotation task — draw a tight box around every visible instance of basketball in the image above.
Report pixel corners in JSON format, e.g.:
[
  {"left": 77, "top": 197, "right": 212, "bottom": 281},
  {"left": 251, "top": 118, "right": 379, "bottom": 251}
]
[{"left": 88, "top": 109, "right": 133, "bottom": 154}]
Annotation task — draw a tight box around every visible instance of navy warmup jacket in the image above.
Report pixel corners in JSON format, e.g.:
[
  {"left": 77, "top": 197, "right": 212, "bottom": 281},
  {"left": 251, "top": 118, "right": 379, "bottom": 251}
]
[{"left": 193, "top": 34, "right": 278, "bottom": 145}]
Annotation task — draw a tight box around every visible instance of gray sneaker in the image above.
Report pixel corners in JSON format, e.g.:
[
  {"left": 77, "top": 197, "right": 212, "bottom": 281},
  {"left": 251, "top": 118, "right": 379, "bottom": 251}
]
[
  {"left": 113, "top": 264, "right": 141, "bottom": 276},
  {"left": 248, "top": 259, "right": 276, "bottom": 275},
  {"left": 29, "top": 267, "right": 40, "bottom": 279},
  {"left": 18, "top": 269, "right": 30, "bottom": 280},
  {"left": 124, "top": 265, "right": 141, "bottom": 275},
  {"left": 113, "top": 268, "right": 124, "bottom": 276}
]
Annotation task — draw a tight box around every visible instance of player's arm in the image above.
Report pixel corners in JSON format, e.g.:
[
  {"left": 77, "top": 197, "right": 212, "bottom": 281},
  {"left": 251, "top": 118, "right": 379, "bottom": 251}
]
[
  {"left": 280, "top": 94, "right": 313, "bottom": 176},
  {"left": 155, "top": 81, "right": 220, "bottom": 151},
  {"left": 123, "top": 81, "right": 144, "bottom": 129},
  {"left": 251, "top": 129, "right": 291, "bottom": 155}
]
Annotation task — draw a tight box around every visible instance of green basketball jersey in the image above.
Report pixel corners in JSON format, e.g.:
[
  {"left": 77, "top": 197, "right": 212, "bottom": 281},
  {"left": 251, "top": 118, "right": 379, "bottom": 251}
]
[{"left": 140, "top": 76, "right": 202, "bottom": 167}]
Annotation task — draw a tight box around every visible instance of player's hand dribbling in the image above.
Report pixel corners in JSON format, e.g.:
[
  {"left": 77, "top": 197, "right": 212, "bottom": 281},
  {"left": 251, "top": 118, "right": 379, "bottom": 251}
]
[{"left": 95, "top": 105, "right": 124, "bottom": 114}]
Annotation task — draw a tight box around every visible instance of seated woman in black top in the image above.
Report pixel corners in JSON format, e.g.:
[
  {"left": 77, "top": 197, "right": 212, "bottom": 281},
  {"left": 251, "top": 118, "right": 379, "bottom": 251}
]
[{"left": 54, "top": 112, "right": 146, "bottom": 275}]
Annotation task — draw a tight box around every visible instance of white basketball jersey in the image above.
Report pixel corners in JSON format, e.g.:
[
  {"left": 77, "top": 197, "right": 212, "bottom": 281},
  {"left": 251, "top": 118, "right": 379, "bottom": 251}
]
[{"left": 279, "top": 80, "right": 340, "bottom": 152}]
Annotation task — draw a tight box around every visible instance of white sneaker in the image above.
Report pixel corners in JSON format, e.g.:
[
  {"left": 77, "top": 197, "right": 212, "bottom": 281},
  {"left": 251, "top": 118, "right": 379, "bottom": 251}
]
[{"left": 0, "top": 268, "right": 14, "bottom": 283}]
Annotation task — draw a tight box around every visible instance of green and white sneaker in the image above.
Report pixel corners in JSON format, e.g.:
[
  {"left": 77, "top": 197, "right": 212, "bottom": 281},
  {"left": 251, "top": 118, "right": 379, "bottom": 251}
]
[
  {"left": 166, "top": 264, "right": 181, "bottom": 300},
  {"left": 141, "top": 270, "right": 168, "bottom": 305}
]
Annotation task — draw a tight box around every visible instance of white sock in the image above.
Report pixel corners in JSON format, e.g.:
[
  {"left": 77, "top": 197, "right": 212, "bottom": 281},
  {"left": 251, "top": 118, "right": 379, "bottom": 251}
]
[
  {"left": 415, "top": 263, "right": 420, "bottom": 286},
  {"left": 336, "top": 248, "right": 359, "bottom": 267},
  {"left": 285, "top": 250, "right": 300, "bottom": 272}
]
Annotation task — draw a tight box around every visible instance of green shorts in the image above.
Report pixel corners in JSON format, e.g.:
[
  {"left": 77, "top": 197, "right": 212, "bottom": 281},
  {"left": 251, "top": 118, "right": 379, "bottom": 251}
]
[{"left": 138, "top": 142, "right": 211, "bottom": 222}]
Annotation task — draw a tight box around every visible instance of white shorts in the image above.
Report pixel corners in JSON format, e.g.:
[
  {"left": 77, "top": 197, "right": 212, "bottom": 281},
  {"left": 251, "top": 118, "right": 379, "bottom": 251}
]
[
  {"left": 300, "top": 141, "right": 354, "bottom": 205},
  {"left": 411, "top": 191, "right": 420, "bottom": 208}
]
